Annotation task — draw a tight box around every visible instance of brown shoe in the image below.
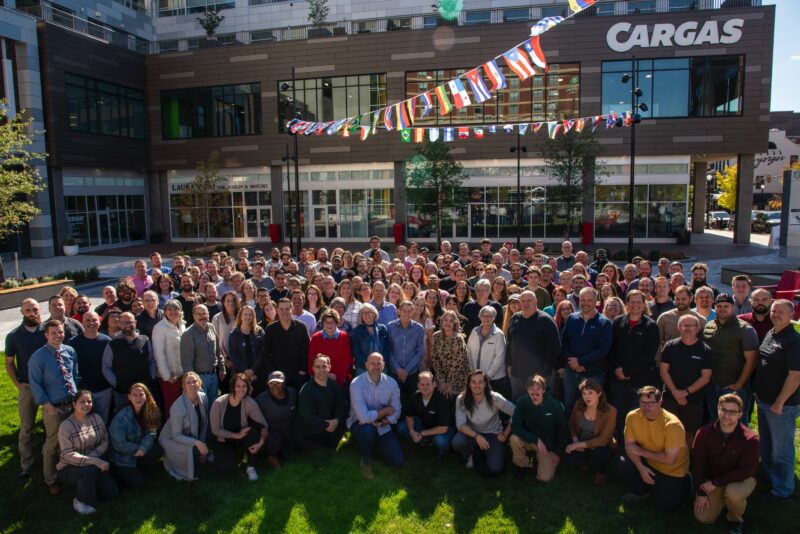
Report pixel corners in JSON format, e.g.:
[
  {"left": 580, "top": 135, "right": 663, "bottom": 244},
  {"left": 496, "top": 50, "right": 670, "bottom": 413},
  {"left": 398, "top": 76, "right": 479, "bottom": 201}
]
[
  {"left": 594, "top": 473, "right": 606, "bottom": 486},
  {"left": 360, "top": 461, "right": 374, "bottom": 480},
  {"left": 268, "top": 456, "right": 282, "bottom": 470},
  {"left": 47, "top": 483, "right": 61, "bottom": 495}
]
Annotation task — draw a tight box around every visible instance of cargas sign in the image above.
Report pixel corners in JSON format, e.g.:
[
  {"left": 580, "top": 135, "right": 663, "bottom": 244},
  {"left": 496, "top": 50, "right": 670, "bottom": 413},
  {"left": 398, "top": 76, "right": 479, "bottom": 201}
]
[{"left": 607, "top": 19, "right": 744, "bottom": 53}]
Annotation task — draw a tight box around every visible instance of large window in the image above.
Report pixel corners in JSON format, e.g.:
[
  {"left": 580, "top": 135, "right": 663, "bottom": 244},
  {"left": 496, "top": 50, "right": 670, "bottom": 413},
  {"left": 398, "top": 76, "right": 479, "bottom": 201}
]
[
  {"left": 602, "top": 56, "right": 744, "bottom": 118},
  {"left": 65, "top": 193, "right": 147, "bottom": 247},
  {"left": 594, "top": 184, "right": 688, "bottom": 239},
  {"left": 406, "top": 64, "right": 579, "bottom": 126},
  {"left": 278, "top": 74, "right": 387, "bottom": 133},
  {"left": 158, "top": 0, "right": 234, "bottom": 17},
  {"left": 65, "top": 74, "right": 146, "bottom": 139},
  {"left": 161, "top": 83, "right": 261, "bottom": 139}
]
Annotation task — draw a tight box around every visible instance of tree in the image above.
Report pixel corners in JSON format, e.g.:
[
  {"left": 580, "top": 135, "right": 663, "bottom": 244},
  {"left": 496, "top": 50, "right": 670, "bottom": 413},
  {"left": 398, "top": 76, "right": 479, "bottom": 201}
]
[
  {"left": 716, "top": 164, "right": 737, "bottom": 213},
  {"left": 190, "top": 152, "right": 224, "bottom": 248},
  {"left": 197, "top": 9, "right": 225, "bottom": 38},
  {"left": 0, "top": 101, "right": 47, "bottom": 243},
  {"left": 540, "top": 128, "right": 605, "bottom": 239},
  {"left": 307, "top": 0, "right": 330, "bottom": 28},
  {"left": 405, "top": 141, "right": 468, "bottom": 249}
]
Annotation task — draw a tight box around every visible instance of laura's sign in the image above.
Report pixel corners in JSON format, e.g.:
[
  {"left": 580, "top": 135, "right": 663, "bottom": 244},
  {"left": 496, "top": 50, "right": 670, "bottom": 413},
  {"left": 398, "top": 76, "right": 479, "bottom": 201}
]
[{"left": 607, "top": 19, "right": 744, "bottom": 53}]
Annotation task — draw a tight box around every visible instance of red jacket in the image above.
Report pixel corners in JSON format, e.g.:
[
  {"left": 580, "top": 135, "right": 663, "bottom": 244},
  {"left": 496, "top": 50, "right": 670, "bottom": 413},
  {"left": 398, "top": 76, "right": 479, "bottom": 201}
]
[
  {"left": 308, "top": 330, "right": 353, "bottom": 387},
  {"left": 692, "top": 420, "right": 759, "bottom": 495}
]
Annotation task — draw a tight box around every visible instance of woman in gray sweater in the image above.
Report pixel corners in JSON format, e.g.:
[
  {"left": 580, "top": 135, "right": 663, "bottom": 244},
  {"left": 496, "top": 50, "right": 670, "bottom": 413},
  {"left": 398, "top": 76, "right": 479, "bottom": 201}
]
[
  {"left": 452, "top": 370, "right": 515, "bottom": 476},
  {"left": 159, "top": 372, "right": 209, "bottom": 481}
]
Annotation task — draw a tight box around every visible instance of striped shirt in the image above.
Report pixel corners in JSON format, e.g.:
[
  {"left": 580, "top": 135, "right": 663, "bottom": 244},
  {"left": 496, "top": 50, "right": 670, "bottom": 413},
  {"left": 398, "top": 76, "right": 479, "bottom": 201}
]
[{"left": 57, "top": 414, "right": 109, "bottom": 469}]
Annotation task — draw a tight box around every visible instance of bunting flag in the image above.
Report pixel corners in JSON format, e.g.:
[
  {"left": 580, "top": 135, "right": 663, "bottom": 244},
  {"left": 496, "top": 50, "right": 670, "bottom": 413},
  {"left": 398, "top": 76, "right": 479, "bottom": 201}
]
[
  {"left": 458, "top": 127, "right": 470, "bottom": 140},
  {"left": 414, "top": 128, "right": 425, "bottom": 142},
  {"left": 575, "top": 118, "right": 585, "bottom": 132},
  {"left": 530, "top": 16, "right": 564, "bottom": 37},
  {"left": 592, "top": 115, "right": 604, "bottom": 132},
  {"left": 419, "top": 91, "right": 434, "bottom": 118},
  {"left": 488, "top": 125, "right": 497, "bottom": 134},
  {"left": 569, "top": 0, "right": 595, "bottom": 13},
  {"left": 483, "top": 59, "right": 507, "bottom": 91},
  {"left": 523, "top": 37, "right": 547, "bottom": 70},
  {"left": 348, "top": 114, "right": 362, "bottom": 134},
  {"left": 503, "top": 124, "right": 515, "bottom": 133},
  {"left": 547, "top": 121, "right": 560, "bottom": 138},
  {"left": 466, "top": 68, "right": 491, "bottom": 103},
  {"left": 395, "top": 102, "right": 411, "bottom": 130},
  {"left": 342, "top": 127, "right": 350, "bottom": 138},
  {"left": 533, "top": 122, "right": 544, "bottom": 133},
  {"left": 360, "top": 126, "right": 370, "bottom": 141},
  {"left": 384, "top": 106, "right": 394, "bottom": 131},
  {"left": 503, "top": 47, "right": 537, "bottom": 81},
  {"left": 406, "top": 98, "right": 416, "bottom": 125},
  {"left": 400, "top": 129, "right": 412, "bottom": 143},
  {"left": 429, "top": 128, "right": 440, "bottom": 142},
  {"left": 435, "top": 84, "right": 454, "bottom": 115},
  {"left": 474, "top": 128, "right": 484, "bottom": 139},
  {"left": 448, "top": 78, "right": 472, "bottom": 109},
  {"left": 443, "top": 128, "right": 454, "bottom": 142},
  {"left": 370, "top": 110, "right": 380, "bottom": 135},
  {"left": 518, "top": 123, "right": 529, "bottom": 135}
]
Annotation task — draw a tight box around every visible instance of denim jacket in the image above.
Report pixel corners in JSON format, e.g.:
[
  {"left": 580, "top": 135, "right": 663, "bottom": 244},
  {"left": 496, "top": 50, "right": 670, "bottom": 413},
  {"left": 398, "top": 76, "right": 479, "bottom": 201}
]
[
  {"left": 350, "top": 324, "right": 391, "bottom": 376},
  {"left": 109, "top": 405, "right": 157, "bottom": 468}
]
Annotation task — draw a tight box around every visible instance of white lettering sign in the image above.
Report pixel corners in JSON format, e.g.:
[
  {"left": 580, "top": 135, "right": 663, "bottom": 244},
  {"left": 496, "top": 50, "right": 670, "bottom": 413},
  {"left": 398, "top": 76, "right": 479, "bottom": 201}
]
[{"left": 607, "top": 19, "right": 743, "bottom": 52}]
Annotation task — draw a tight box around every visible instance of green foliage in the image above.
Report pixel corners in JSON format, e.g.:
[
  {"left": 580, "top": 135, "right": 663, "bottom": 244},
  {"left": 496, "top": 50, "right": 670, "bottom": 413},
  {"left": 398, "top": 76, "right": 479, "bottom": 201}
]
[
  {"left": 405, "top": 141, "right": 469, "bottom": 249},
  {"left": 19, "top": 278, "right": 38, "bottom": 287},
  {"left": 190, "top": 152, "right": 225, "bottom": 248},
  {"left": 307, "top": 0, "right": 330, "bottom": 28},
  {"left": 540, "top": 129, "right": 605, "bottom": 239},
  {"left": 0, "top": 101, "right": 47, "bottom": 241},
  {"left": 39, "top": 275, "right": 54, "bottom": 283},
  {"left": 716, "top": 164, "right": 738, "bottom": 213},
  {"left": 49, "top": 266, "right": 100, "bottom": 283},
  {"left": 196, "top": 9, "right": 225, "bottom": 37},
  {"left": 1, "top": 279, "right": 19, "bottom": 289}
]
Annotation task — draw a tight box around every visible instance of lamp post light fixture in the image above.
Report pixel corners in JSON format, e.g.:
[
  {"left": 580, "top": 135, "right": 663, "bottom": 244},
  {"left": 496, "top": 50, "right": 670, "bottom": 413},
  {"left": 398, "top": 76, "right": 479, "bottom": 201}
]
[
  {"left": 620, "top": 59, "right": 648, "bottom": 261},
  {"left": 705, "top": 173, "right": 714, "bottom": 229},
  {"left": 281, "top": 68, "right": 302, "bottom": 253},
  {"left": 510, "top": 132, "right": 527, "bottom": 251}
]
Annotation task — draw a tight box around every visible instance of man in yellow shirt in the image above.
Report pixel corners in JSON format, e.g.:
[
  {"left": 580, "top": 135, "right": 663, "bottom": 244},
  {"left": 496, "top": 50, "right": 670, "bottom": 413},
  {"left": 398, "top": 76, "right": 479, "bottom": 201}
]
[{"left": 622, "top": 385, "right": 690, "bottom": 512}]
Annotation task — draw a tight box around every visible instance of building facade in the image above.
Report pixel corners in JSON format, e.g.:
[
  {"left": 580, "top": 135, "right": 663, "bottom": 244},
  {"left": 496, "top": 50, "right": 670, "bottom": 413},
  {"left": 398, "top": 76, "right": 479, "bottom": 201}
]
[{"left": 1, "top": 0, "right": 775, "bottom": 256}]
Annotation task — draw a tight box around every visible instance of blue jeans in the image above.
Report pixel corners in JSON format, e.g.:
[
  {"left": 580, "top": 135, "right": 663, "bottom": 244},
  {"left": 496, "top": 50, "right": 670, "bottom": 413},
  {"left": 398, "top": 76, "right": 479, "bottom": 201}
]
[
  {"left": 396, "top": 417, "right": 455, "bottom": 456},
  {"left": 758, "top": 401, "right": 800, "bottom": 498},
  {"left": 199, "top": 372, "right": 219, "bottom": 406},
  {"left": 563, "top": 368, "right": 604, "bottom": 415},
  {"left": 705, "top": 385, "right": 750, "bottom": 426},
  {"left": 349, "top": 422, "right": 404, "bottom": 467}
]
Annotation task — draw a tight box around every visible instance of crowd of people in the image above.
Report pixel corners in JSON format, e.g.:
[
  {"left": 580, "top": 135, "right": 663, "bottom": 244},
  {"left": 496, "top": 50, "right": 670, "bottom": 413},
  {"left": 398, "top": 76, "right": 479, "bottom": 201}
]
[{"left": 5, "top": 237, "right": 799, "bottom": 532}]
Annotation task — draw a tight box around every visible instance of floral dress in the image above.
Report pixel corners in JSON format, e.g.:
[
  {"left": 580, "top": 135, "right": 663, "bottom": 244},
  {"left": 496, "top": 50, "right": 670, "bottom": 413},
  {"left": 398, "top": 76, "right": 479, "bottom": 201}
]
[{"left": 430, "top": 331, "right": 470, "bottom": 395}]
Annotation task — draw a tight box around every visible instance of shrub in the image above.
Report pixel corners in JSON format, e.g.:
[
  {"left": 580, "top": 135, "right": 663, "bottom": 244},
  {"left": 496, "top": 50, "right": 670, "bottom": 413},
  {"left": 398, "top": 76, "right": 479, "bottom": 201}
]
[
  {"left": 20, "top": 278, "right": 38, "bottom": 286},
  {"left": 1, "top": 279, "right": 20, "bottom": 289},
  {"left": 39, "top": 275, "right": 54, "bottom": 283}
]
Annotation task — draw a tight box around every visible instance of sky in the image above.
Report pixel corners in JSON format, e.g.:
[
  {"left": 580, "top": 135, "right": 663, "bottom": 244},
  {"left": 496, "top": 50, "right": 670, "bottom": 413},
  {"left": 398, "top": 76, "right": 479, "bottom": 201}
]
[{"left": 764, "top": 0, "right": 798, "bottom": 112}]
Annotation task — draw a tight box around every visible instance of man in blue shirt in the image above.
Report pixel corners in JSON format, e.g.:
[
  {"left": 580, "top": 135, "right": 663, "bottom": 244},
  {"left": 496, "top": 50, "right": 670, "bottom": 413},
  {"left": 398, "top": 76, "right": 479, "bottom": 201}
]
[
  {"left": 67, "top": 311, "right": 112, "bottom": 424},
  {"left": 4, "top": 298, "right": 47, "bottom": 479},
  {"left": 386, "top": 301, "right": 425, "bottom": 403},
  {"left": 370, "top": 281, "right": 397, "bottom": 326},
  {"left": 348, "top": 352, "right": 403, "bottom": 480},
  {"left": 28, "top": 319, "right": 79, "bottom": 495},
  {"left": 561, "top": 287, "right": 612, "bottom": 414}
]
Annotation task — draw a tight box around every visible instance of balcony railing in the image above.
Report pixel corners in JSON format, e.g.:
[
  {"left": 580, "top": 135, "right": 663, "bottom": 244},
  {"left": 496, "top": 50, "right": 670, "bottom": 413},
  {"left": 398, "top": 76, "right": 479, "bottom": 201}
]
[{"left": 16, "top": 0, "right": 763, "bottom": 56}]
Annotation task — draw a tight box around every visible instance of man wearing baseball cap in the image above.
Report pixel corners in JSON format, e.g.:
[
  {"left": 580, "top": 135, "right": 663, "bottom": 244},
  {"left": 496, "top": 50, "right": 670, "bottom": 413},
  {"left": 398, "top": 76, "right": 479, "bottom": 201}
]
[
  {"left": 254, "top": 370, "right": 297, "bottom": 468},
  {"left": 702, "top": 294, "right": 759, "bottom": 425}
]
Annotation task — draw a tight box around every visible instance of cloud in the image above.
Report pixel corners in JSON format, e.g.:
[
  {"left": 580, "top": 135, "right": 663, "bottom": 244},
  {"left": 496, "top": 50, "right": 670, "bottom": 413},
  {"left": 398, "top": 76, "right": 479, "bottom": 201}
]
[{"left": 792, "top": 55, "right": 800, "bottom": 60}]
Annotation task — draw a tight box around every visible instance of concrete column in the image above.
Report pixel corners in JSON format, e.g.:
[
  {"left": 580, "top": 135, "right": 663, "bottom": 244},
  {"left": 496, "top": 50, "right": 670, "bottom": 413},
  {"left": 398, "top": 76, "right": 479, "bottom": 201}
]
[
  {"left": 733, "top": 154, "right": 754, "bottom": 244},
  {"left": 582, "top": 157, "right": 596, "bottom": 235},
  {"left": 691, "top": 162, "right": 707, "bottom": 235},
  {"left": 393, "top": 160, "right": 407, "bottom": 229},
  {"left": 146, "top": 171, "right": 164, "bottom": 240}
]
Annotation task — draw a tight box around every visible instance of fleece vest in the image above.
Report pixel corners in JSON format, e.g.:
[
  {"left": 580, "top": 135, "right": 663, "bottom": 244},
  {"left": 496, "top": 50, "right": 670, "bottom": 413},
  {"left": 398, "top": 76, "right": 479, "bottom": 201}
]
[
  {"left": 110, "top": 336, "right": 150, "bottom": 393},
  {"left": 703, "top": 318, "right": 746, "bottom": 386}
]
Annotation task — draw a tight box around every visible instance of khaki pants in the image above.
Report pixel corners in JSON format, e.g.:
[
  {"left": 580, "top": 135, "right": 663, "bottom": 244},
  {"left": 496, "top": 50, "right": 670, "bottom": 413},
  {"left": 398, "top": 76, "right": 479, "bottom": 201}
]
[
  {"left": 509, "top": 435, "right": 557, "bottom": 482},
  {"left": 17, "top": 386, "right": 39, "bottom": 471},
  {"left": 42, "top": 405, "right": 70, "bottom": 485},
  {"left": 695, "top": 477, "right": 756, "bottom": 524}
]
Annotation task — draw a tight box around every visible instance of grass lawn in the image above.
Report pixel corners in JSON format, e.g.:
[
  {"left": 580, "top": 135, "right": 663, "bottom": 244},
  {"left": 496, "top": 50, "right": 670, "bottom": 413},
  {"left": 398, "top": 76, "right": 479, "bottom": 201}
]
[{"left": 1, "top": 359, "right": 798, "bottom": 534}]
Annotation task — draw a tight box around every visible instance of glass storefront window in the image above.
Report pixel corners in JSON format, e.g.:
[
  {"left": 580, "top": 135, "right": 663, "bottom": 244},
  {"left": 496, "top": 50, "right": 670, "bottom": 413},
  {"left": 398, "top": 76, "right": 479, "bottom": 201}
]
[
  {"left": 65, "top": 193, "right": 146, "bottom": 247},
  {"left": 65, "top": 74, "right": 146, "bottom": 139},
  {"left": 161, "top": 83, "right": 262, "bottom": 139}
]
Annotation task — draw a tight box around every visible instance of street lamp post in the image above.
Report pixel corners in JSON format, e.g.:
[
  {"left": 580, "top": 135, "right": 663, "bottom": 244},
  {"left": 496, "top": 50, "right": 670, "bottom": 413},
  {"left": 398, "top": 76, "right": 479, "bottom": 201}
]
[
  {"left": 281, "top": 143, "right": 294, "bottom": 252},
  {"left": 281, "top": 66, "right": 302, "bottom": 253},
  {"left": 621, "top": 58, "right": 648, "bottom": 261},
  {"left": 706, "top": 173, "right": 714, "bottom": 229},
  {"left": 510, "top": 132, "right": 527, "bottom": 251}
]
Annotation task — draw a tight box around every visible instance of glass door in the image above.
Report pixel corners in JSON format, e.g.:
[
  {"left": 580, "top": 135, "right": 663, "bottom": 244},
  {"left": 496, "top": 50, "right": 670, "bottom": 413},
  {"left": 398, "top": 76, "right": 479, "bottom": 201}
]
[
  {"left": 259, "top": 208, "right": 271, "bottom": 237},
  {"left": 98, "top": 211, "right": 111, "bottom": 246},
  {"left": 246, "top": 209, "right": 259, "bottom": 238}
]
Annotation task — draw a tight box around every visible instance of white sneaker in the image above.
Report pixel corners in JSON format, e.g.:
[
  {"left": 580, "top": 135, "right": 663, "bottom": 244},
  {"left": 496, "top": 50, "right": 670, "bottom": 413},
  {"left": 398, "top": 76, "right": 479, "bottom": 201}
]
[
  {"left": 246, "top": 466, "right": 258, "bottom": 481},
  {"left": 465, "top": 454, "right": 474, "bottom": 469},
  {"left": 73, "top": 498, "right": 96, "bottom": 515}
]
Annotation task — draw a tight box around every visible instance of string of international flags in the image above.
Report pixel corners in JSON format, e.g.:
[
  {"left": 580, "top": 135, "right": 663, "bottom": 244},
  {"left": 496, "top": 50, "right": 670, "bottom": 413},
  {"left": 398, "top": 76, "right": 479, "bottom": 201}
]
[{"left": 284, "top": 0, "right": 611, "bottom": 142}]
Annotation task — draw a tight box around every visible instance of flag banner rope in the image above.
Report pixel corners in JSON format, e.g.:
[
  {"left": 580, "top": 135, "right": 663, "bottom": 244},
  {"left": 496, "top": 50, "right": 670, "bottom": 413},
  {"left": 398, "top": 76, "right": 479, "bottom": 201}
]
[{"left": 286, "top": 1, "right": 603, "bottom": 141}]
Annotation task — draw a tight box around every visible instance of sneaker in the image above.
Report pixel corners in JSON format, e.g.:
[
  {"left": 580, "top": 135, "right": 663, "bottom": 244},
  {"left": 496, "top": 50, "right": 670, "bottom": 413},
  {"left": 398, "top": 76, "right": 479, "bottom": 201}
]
[
  {"left": 18, "top": 468, "right": 32, "bottom": 480},
  {"left": 465, "top": 454, "right": 474, "bottom": 469},
  {"left": 73, "top": 498, "right": 96, "bottom": 515},
  {"left": 360, "top": 461, "right": 374, "bottom": 480},
  {"left": 47, "top": 483, "right": 61, "bottom": 496},
  {"left": 728, "top": 521, "right": 745, "bottom": 534},
  {"left": 621, "top": 492, "right": 650, "bottom": 503},
  {"left": 246, "top": 466, "right": 258, "bottom": 481}
]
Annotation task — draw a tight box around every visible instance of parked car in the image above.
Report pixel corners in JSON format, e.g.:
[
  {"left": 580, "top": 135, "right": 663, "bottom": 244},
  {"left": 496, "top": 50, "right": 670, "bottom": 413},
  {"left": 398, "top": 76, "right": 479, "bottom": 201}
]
[
  {"left": 708, "top": 210, "right": 731, "bottom": 229},
  {"left": 752, "top": 211, "right": 781, "bottom": 233}
]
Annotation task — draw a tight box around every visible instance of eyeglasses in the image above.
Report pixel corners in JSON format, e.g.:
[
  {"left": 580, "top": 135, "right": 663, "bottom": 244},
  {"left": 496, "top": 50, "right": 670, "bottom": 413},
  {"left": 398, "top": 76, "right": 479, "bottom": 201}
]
[{"left": 718, "top": 408, "right": 742, "bottom": 416}]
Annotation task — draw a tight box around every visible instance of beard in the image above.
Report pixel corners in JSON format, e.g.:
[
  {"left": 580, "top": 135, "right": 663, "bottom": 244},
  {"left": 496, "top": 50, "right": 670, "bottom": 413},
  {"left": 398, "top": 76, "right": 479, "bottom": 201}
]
[
  {"left": 77, "top": 306, "right": 90, "bottom": 314},
  {"left": 23, "top": 316, "right": 41, "bottom": 327},
  {"left": 754, "top": 305, "right": 769, "bottom": 315}
]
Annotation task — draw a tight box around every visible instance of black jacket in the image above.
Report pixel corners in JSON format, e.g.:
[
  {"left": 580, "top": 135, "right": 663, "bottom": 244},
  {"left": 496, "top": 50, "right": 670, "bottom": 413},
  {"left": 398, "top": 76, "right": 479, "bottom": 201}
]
[{"left": 608, "top": 313, "right": 660, "bottom": 387}]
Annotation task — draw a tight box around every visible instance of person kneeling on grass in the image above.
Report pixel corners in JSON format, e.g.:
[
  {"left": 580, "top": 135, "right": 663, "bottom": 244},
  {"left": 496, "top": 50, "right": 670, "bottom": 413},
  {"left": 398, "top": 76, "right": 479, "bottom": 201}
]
[
  {"left": 108, "top": 383, "right": 163, "bottom": 488},
  {"left": 57, "top": 390, "right": 119, "bottom": 515},
  {"left": 509, "top": 374, "right": 567, "bottom": 481},
  {"left": 452, "top": 369, "right": 515, "bottom": 477},
  {"left": 294, "top": 355, "right": 347, "bottom": 452},
  {"left": 693, "top": 393, "right": 759, "bottom": 534},
  {"left": 564, "top": 378, "right": 617, "bottom": 486},
  {"left": 210, "top": 373, "right": 275, "bottom": 481},
  {"left": 159, "top": 372, "right": 210, "bottom": 481},
  {"left": 397, "top": 371, "right": 456, "bottom": 456},
  {"left": 621, "top": 385, "right": 690, "bottom": 512}
]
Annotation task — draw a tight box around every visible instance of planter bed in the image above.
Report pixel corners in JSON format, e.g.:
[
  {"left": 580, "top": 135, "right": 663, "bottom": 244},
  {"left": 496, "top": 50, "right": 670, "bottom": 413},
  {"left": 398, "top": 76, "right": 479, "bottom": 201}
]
[{"left": 0, "top": 279, "right": 74, "bottom": 310}]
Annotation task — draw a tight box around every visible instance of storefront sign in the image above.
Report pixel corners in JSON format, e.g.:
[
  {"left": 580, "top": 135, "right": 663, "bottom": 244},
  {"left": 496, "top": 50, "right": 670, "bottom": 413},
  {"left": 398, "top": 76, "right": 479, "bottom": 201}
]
[{"left": 607, "top": 19, "right": 744, "bottom": 52}]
